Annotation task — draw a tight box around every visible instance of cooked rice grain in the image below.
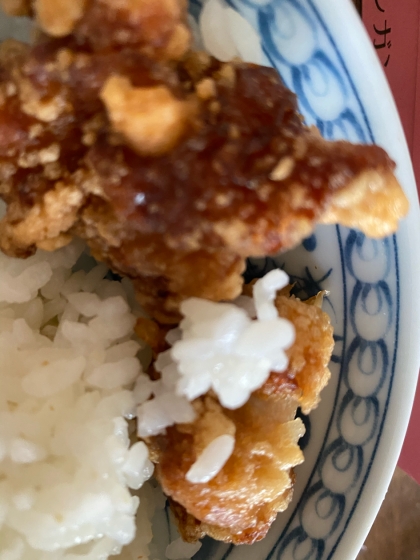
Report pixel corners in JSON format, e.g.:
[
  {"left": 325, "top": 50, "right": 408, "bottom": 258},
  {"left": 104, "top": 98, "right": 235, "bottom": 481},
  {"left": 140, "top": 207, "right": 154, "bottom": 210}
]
[{"left": 0, "top": 242, "right": 154, "bottom": 559}]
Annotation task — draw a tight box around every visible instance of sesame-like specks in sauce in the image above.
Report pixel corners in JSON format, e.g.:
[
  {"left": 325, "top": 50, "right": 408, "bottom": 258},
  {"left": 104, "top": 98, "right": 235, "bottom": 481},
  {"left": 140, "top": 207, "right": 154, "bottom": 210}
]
[
  {"left": 28, "top": 124, "right": 43, "bottom": 139},
  {"left": 209, "top": 100, "right": 220, "bottom": 114},
  {"left": 269, "top": 157, "right": 295, "bottom": 182},
  {"left": 229, "top": 124, "right": 240, "bottom": 140},
  {"left": 38, "top": 143, "right": 60, "bottom": 164},
  {"left": 196, "top": 78, "right": 216, "bottom": 100},
  {"left": 5, "top": 82, "right": 16, "bottom": 97},
  {"left": 215, "top": 63, "right": 236, "bottom": 88},
  {"left": 18, "top": 151, "right": 41, "bottom": 168},
  {"left": 43, "top": 161, "right": 62, "bottom": 180}
]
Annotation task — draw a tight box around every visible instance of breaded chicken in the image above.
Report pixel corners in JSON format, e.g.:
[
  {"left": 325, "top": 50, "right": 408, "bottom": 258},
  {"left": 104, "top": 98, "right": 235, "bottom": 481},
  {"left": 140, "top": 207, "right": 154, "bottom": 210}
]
[
  {"left": 147, "top": 291, "right": 334, "bottom": 544},
  {"left": 1, "top": 0, "right": 191, "bottom": 59},
  {"left": 0, "top": 0, "right": 409, "bottom": 323}
]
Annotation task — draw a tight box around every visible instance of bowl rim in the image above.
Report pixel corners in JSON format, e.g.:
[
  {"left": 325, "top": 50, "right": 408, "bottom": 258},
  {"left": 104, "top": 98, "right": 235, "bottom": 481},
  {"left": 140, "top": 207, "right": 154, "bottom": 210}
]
[{"left": 312, "top": 0, "right": 420, "bottom": 558}]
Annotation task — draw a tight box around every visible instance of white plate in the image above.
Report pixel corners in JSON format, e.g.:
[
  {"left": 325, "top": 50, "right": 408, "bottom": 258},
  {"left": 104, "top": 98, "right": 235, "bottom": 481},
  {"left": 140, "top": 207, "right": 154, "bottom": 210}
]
[{"left": 1, "top": 1, "right": 420, "bottom": 559}]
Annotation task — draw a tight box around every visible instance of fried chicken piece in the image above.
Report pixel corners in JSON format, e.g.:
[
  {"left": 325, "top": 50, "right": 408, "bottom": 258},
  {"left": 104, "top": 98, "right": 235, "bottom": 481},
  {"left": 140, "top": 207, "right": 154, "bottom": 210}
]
[
  {"left": 0, "top": 2, "right": 409, "bottom": 322},
  {"left": 147, "top": 292, "right": 334, "bottom": 544},
  {"left": 250, "top": 286, "right": 334, "bottom": 414},
  {"left": 149, "top": 393, "right": 303, "bottom": 545},
  {"left": 1, "top": 0, "right": 30, "bottom": 16},
  {"left": 78, "top": 56, "right": 407, "bottom": 324},
  {"left": 0, "top": 36, "right": 196, "bottom": 255},
  {"left": 1, "top": 0, "right": 191, "bottom": 59}
]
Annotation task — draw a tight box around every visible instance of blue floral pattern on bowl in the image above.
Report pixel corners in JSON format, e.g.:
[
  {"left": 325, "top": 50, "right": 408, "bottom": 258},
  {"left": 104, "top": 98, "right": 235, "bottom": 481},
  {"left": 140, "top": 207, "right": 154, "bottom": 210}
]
[{"left": 188, "top": 1, "right": 400, "bottom": 559}]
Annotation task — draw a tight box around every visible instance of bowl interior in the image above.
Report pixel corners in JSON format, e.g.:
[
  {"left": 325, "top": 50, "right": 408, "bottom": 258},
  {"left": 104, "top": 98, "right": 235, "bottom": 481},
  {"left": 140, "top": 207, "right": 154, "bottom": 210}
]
[{"left": 0, "top": 1, "right": 419, "bottom": 560}]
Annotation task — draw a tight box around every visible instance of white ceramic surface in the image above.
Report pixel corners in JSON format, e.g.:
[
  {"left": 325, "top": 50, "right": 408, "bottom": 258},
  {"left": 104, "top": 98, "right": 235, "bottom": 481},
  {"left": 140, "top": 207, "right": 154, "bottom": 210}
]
[{"left": 1, "top": 1, "right": 419, "bottom": 559}]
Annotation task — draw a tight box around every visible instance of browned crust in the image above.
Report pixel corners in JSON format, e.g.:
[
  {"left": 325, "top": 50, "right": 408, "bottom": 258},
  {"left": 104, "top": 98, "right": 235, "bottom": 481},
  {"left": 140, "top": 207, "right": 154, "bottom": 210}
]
[
  {"left": 0, "top": 3, "right": 409, "bottom": 325},
  {"left": 147, "top": 292, "right": 333, "bottom": 544}
]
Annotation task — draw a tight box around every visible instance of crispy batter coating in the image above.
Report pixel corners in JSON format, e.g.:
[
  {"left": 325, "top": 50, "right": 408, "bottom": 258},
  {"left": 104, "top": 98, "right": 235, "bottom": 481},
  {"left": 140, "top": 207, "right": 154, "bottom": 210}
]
[
  {"left": 1, "top": 0, "right": 30, "bottom": 16},
  {"left": 0, "top": 1, "right": 409, "bottom": 322},
  {"left": 147, "top": 292, "right": 334, "bottom": 544},
  {"left": 149, "top": 393, "right": 303, "bottom": 545},
  {"left": 254, "top": 288, "right": 334, "bottom": 414},
  {"left": 100, "top": 75, "right": 196, "bottom": 156},
  {"left": 1, "top": 0, "right": 190, "bottom": 58}
]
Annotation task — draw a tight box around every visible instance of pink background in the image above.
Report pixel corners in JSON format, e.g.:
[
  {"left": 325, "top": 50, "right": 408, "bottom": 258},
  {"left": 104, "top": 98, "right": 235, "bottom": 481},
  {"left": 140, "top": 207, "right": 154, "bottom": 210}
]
[{"left": 362, "top": 0, "right": 420, "bottom": 484}]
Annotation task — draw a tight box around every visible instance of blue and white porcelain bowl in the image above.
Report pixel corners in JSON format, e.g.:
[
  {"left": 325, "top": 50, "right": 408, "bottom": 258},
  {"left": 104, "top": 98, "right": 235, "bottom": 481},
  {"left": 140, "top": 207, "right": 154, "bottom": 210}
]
[
  {"left": 1, "top": 1, "right": 419, "bottom": 559},
  {"left": 191, "top": 1, "right": 420, "bottom": 559}
]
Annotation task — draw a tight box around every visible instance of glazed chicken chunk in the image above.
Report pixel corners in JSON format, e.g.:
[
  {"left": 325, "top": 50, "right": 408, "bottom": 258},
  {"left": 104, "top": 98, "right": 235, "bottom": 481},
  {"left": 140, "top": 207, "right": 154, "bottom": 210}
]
[
  {"left": 147, "top": 290, "right": 334, "bottom": 544},
  {"left": 0, "top": 0, "right": 409, "bottom": 323}
]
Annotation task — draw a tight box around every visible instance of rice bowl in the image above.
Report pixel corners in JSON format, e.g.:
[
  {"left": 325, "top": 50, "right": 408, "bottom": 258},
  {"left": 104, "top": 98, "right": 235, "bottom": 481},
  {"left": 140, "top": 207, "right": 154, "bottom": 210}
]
[{"left": 0, "top": 0, "right": 419, "bottom": 559}]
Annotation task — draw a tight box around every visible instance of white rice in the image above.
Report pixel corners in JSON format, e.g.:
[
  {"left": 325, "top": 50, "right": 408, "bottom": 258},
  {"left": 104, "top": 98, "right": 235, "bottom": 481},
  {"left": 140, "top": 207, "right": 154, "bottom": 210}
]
[
  {"left": 136, "top": 269, "right": 295, "bottom": 486},
  {"left": 199, "top": 0, "right": 263, "bottom": 64},
  {"left": 0, "top": 181, "right": 295, "bottom": 557},
  {"left": 186, "top": 434, "right": 235, "bottom": 484},
  {"left": 137, "top": 268, "right": 295, "bottom": 444},
  {"left": 0, "top": 242, "right": 155, "bottom": 559}
]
